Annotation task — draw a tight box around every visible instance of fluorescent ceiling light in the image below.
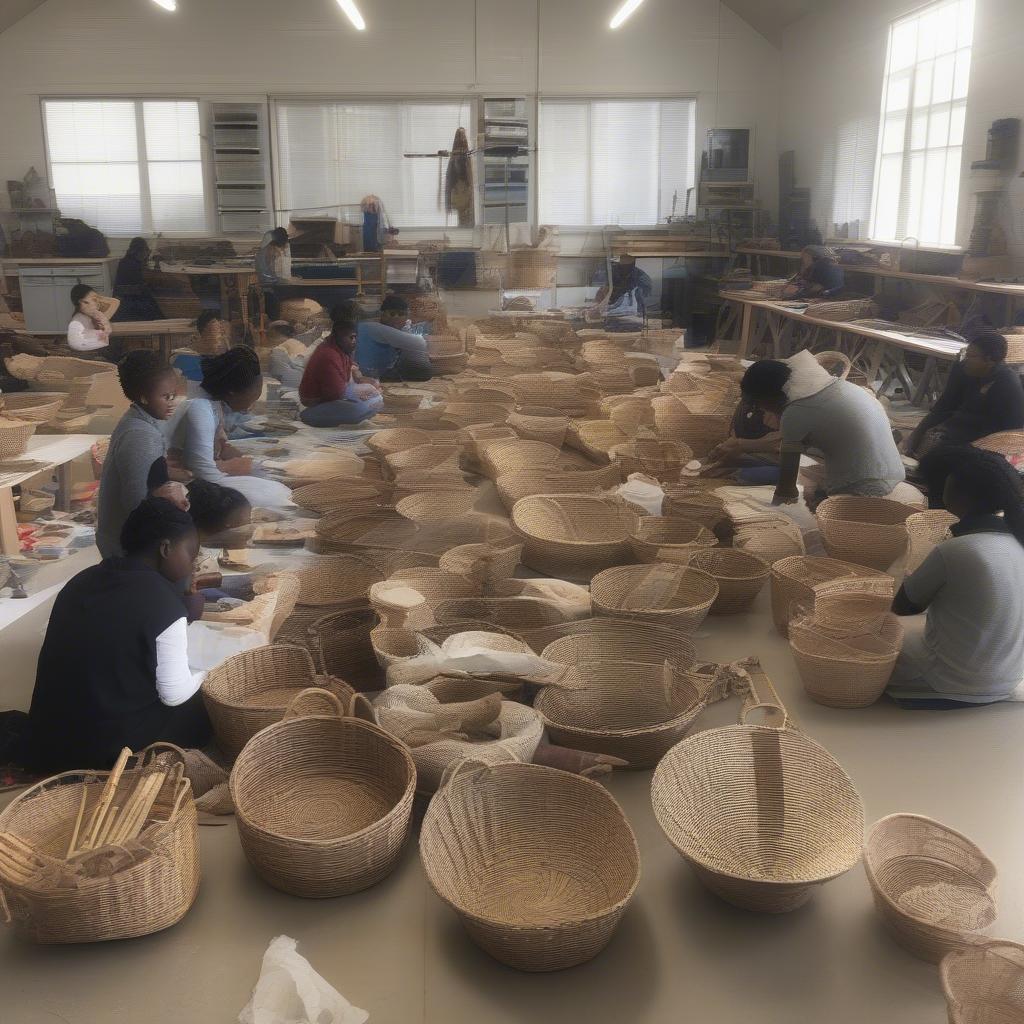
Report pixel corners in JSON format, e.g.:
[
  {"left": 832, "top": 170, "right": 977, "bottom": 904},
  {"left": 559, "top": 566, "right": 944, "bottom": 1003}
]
[
  {"left": 336, "top": 0, "right": 366, "bottom": 30},
  {"left": 152, "top": 0, "right": 176, "bottom": 9},
  {"left": 609, "top": 0, "right": 645, "bottom": 29}
]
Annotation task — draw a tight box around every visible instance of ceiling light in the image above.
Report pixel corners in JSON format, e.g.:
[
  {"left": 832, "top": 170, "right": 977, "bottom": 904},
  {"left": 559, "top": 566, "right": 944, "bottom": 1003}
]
[
  {"left": 336, "top": 0, "right": 366, "bottom": 30},
  {"left": 609, "top": 0, "right": 645, "bottom": 29},
  {"left": 151, "top": 0, "right": 176, "bottom": 10}
]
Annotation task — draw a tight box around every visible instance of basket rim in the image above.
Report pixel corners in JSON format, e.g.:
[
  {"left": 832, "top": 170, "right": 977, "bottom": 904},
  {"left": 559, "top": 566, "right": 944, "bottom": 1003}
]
[
  {"left": 940, "top": 938, "right": 1024, "bottom": 1003},
  {"left": 591, "top": 564, "right": 720, "bottom": 612}
]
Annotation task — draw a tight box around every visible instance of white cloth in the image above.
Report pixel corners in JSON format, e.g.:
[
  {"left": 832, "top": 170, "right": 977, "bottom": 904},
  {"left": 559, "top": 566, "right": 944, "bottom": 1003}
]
[
  {"left": 155, "top": 617, "right": 202, "bottom": 706},
  {"left": 67, "top": 312, "right": 108, "bottom": 352},
  {"left": 783, "top": 349, "right": 835, "bottom": 402}
]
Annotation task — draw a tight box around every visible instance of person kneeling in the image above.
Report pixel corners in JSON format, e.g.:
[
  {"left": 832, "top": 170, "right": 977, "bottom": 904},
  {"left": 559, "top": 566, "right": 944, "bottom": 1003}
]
[{"left": 299, "top": 315, "right": 383, "bottom": 427}]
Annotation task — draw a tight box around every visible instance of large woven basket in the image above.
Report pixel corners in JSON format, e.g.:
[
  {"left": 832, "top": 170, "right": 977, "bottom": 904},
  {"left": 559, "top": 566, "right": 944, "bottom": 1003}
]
[
  {"left": 0, "top": 752, "right": 199, "bottom": 943},
  {"left": 482, "top": 438, "right": 563, "bottom": 479},
  {"left": 540, "top": 620, "right": 696, "bottom": 671},
  {"left": 395, "top": 490, "right": 479, "bottom": 523},
  {"left": 683, "top": 548, "right": 770, "bottom": 614},
  {"left": 565, "top": 419, "right": 629, "bottom": 462},
  {"left": 230, "top": 693, "right": 415, "bottom": 898},
  {"left": 864, "top": 814, "right": 998, "bottom": 962},
  {"left": 434, "top": 596, "right": 572, "bottom": 640},
  {"left": 770, "top": 555, "right": 894, "bottom": 636},
  {"left": 973, "top": 430, "right": 1024, "bottom": 466},
  {"left": 420, "top": 761, "right": 639, "bottom": 971},
  {"left": 653, "top": 722, "right": 865, "bottom": 912},
  {"left": 367, "top": 427, "right": 455, "bottom": 457},
  {"left": 590, "top": 563, "right": 719, "bottom": 633},
  {"left": 511, "top": 494, "right": 639, "bottom": 581},
  {"left": 652, "top": 397, "right": 730, "bottom": 459},
  {"left": 0, "top": 418, "right": 37, "bottom": 459},
  {"left": 941, "top": 940, "right": 1024, "bottom": 1024},
  {"left": 816, "top": 496, "right": 918, "bottom": 570},
  {"left": 385, "top": 442, "right": 461, "bottom": 477},
  {"left": 496, "top": 464, "right": 621, "bottom": 513},
  {"left": 292, "top": 479, "right": 393, "bottom": 514},
  {"left": 805, "top": 297, "right": 879, "bottom": 322},
  {"left": 0, "top": 392, "right": 65, "bottom": 422},
  {"left": 905, "top": 509, "right": 957, "bottom": 574},
  {"left": 439, "top": 402, "right": 511, "bottom": 428},
  {"left": 610, "top": 437, "right": 691, "bottom": 481},
  {"left": 312, "top": 507, "right": 404, "bottom": 553},
  {"left": 661, "top": 486, "right": 728, "bottom": 531},
  {"left": 306, "top": 604, "right": 383, "bottom": 690},
  {"left": 438, "top": 541, "right": 522, "bottom": 584},
  {"left": 287, "top": 552, "right": 390, "bottom": 608},
  {"left": 507, "top": 407, "right": 569, "bottom": 447},
  {"left": 202, "top": 645, "right": 355, "bottom": 760},
  {"left": 628, "top": 517, "right": 718, "bottom": 564}
]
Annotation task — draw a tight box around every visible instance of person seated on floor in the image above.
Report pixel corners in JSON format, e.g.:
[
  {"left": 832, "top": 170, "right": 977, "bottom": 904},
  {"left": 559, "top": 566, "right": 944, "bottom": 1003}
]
[
  {"left": 740, "top": 349, "right": 904, "bottom": 508},
  {"left": 193, "top": 309, "right": 230, "bottom": 355},
  {"left": 96, "top": 351, "right": 187, "bottom": 558},
  {"left": 147, "top": 455, "right": 252, "bottom": 546},
  {"left": 67, "top": 283, "right": 121, "bottom": 359},
  {"left": 299, "top": 314, "right": 383, "bottom": 427},
  {"left": 172, "top": 346, "right": 293, "bottom": 508},
  {"left": 592, "top": 254, "right": 654, "bottom": 324},
  {"left": 255, "top": 227, "right": 292, "bottom": 320},
  {"left": 28, "top": 497, "right": 211, "bottom": 773},
  {"left": 888, "top": 446, "right": 1024, "bottom": 709},
  {"left": 112, "top": 236, "right": 165, "bottom": 322},
  {"left": 904, "top": 331, "right": 1024, "bottom": 460},
  {"left": 781, "top": 245, "right": 845, "bottom": 300},
  {"left": 704, "top": 394, "right": 783, "bottom": 485},
  {"left": 268, "top": 320, "right": 327, "bottom": 389},
  {"left": 355, "top": 293, "right": 435, "bottom": 382}
]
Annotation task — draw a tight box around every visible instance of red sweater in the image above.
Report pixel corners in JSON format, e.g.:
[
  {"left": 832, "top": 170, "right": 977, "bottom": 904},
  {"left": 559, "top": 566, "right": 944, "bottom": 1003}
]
[{"left": 299, "top": 341, "right": 353, "bottom": 407}]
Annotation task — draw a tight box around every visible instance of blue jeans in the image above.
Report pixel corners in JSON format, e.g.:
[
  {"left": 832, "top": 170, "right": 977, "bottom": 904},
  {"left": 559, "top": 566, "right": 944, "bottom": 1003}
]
[{"left": 300, "top": 396, "right": 381, "bottom": 427}]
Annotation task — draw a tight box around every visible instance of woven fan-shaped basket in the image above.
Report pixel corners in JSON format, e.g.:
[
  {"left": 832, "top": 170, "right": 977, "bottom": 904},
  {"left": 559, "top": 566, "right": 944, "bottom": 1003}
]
[
  {"left": 610, "top": 437, "right": 691, "bottom": 481},
  {"left": 628, "top": 517, "right": 718, "bottom": 564},
  {"left": 385, "top": 442, "right": 461, "bottom": 477},
  {"left": 507, "top": 407, "right": 569, "bottom": 447},
  {"left": 653, "top": 723, "right": 865, "bottom": 912},
  {"left": 482, "top": 438, "right": 563, "bottom": 479},
  {"left": 770, "top": 555, "right": 895, "bottom": 636},
  {"left": 864, "top": 814, "right": 998, "bottom": 962},
  {"left": 590, "top": 563, "right": 719, "bottom": 633},
  {"left": 511, "top": 494, "right": 639, "bottom": 581},
  {"left": 292, "top": 478, "right": 392, "bottom": 514},
  {"left": 0, "top": 419, "right": 37, "bottom": 459},
  {"left": 683, "top": 547, "right": 769, "bottom": 614},
  {"left": 565, "top": 419, "right": 629, "bottom": 462},
  {"left": 230, "top": 700, "right": 415, "bottom": 897},
  {"left": 308, "top": 606, "right": 383, "bottom": 691},
  {"left": 0, "top": 392, "right": 65, "bottom": 422},
  {"left": 905, "top": 509, "right": 957, "bottom": 574},
  {"left": 438, "top": 542, "right": 522, "bottom": 583},
  {"left": 496, "top": 464, "right": 621, "bottom": 513},
  {"left": 420, "top": 761, "right": 639, "bottom": 971},
  {"left": 367, "top": 428, "right": 450, "bottom": 457},
  {"left": 816, "top": 496, "right": 918, "bottom": 570},
  {"left": 396, "top": 490, "right": 478, "bottom": 523},
  {"left": 941, "top": 940, "right": 1024, "bottom": 1024}
]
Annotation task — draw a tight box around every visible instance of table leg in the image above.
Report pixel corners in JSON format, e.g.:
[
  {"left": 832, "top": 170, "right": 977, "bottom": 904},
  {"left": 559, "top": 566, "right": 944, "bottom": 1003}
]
[
  {"left": 912, "top": 357, "right": 938, "bottom": 406},
  {"left": 737, "top": 302, "right": 754, "bottom": 359},
  {"left": 55, "top": 461, "right": 74, "bottom": 512},
  {"left": 0, "top": 487, "right": 19, "bottom": 556}
]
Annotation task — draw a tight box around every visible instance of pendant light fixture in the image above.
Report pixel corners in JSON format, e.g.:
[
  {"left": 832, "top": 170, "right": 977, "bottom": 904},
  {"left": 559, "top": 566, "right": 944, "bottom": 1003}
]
[
  {"left": 609, "top": 0, "right": 645, "bottom": 29},
  {"left": 151, "top": 0, "right": 176, "bottom": 10},
  {"left": 336, "top": 0, "right": 367, "bottom": 30}
]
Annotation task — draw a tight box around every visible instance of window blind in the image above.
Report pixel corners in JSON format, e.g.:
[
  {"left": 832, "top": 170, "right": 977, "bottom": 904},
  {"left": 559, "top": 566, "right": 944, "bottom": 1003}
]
[
  {"left": 43, "top": 99, "right": 207, "bottom": 236},
  {"left": 538, "top": 98, "right": 696, "bottom": 227},
  {"left": 869, "top": 0, "right": 974, "bottom": 247},
  {"left": 275, "top": 99, "right": 473, "bottom": 228}
]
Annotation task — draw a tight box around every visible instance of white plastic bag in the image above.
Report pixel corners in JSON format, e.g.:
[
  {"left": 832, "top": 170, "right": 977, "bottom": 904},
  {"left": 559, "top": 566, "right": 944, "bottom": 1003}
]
[
  {"left": 615, "top": 473, "right": 665, "bottom": 516},
  {"left": 239, "top": 935, "right": 369, "bottom": 1024},
  {"left": 187, "top": 620, "right": 267, "bottom": 672}
]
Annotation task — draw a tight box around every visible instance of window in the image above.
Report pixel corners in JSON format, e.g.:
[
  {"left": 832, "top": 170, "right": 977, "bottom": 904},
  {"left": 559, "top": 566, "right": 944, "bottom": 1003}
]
[
  {"left": 275, "top": 99, "right": 474, "bottom": 228},
  {"left": 538, "top": 98, "right": 696, "bottom": 227},
  {"left": 869, "top": 0, "right": 974, "bottom": 246},
  {"left": 43, "top": 100, "right": 206, "bottom": 237}
]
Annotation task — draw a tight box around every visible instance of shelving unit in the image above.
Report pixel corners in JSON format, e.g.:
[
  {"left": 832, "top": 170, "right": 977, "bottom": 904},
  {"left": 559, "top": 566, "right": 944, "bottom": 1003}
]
[
  {"left": 479, "top": 97, "right": 530, "bottom": 229},
  {"left": 211, "top": 104, "right": 271, "bottom": 235}
]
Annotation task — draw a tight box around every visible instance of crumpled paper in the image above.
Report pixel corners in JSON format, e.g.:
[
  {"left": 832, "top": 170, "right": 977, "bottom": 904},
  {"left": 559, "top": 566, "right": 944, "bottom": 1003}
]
[{"left": 239, "top": 935, "right": 369, "bottom": 1024}]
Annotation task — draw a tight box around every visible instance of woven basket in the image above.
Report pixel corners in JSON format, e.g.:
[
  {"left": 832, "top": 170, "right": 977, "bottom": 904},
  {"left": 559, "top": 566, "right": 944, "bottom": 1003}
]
[
  {"left": 540, "top": 620, "right": 697, "bottom": 670},
  {"left": 749, "top": 277, "right": 790, "bottom": 298},
  {"left": 683, "top": 548, "right": 769, "bottom": 614},
  {"left": 565, "top": 419, "right": 629, "bottom": 462},
  {"left": 511, "top": 373, "right": 601, "bottom": 417},
  {"left": 367, "top": 428, "right": 452, "bottom": 457},
  {"left": 439, "top": 402, "right": 511, "bottom": 428},
  {"left": 202, "top": 645, "right": 354, "bottom": 760},
  {"left": 496, "top": 464, "right": 621, "bottom": 513},
  {"left": 505, "top": 248, "right": 558, "bottom": 289},
  {"left": 652, "top": 397, "right": 730, "bottom": 459},
  {"left": 431, "top": 352, "right": 470, "bottom": 375},
  {"left": 0, "top": 419, "right": 36, "bottom": 459},
  {"left": 16, "top": 489, "right": 55, "bottom": 523},
  {"left": 312, "top": 507, "right": 404, "bottom": 553},
  {"left": 661, "top": 487, "right": 729, "bottom": 531},
  {"left": 0, "top": 752, "right": 198, "bottom": 943},
  {"left": 816, "top": 496, "right": 918, "bottom": 570},
  {"left": 438, "top": 542, "right": 522, "bottom": 583},
  {"left": 608, "top": 397, "right": 656, "bottom": 436},
  {"left": 308, "top": 605, "right": 383, "bottom": 691},
  {"left": 864, "top": 814, "right": 998, "bottom": 962},
  {"left": 230, "top": 697, "right": 415, "bottom": 897},
  {"left": 435, "top": 596, "right": 571, "bottom": 638},
  {"left": 770, "top": 555, "right": 894, "bottom": 636},
  {"left": 905, "top": 509, "right": 957, "bottom": 574},
  {"left": 420, "top": 761, "right": 639, "bottom": 971},
  {"left": 973, "top": 431, "right": 1024, "bottom": 466},
  {"left": 805, "top": 297, "right": 879, "bottom": 322},
  {"left": 610, "top": 437, "right": 691, "bottom": 481},
  {"left": 481, "top": 438, "right": 563, "bottom": 479},
  {"left": 815, "top": 350, "right": 853, "bottom": 380},
  {"left": 628, "top": 517, "right": 718, "bottom": 564},
  {"left": 590, "top": 563, "right": 719, "bottom": 633},
  {"left": 507, "top": 407, "right": 569, "bottom": 447},
  {"left": 734, "top": 519, "right": 806, "bottom": 564},
  {"left": 512, "top": 494, "right": 639, "bottom": 581},
  {"left": 385, "top": 442, "right": 461, "bottom": 477},
  {"left": 941, "top": 940, "right": 1024, "bottom": 1024},
  {"left": 0, "top": 392, "right": 65, "bottom": 422},
  {"left": 452, "top": 382, "right": 519, "bottom": 405},
  {"left": 653, "top": 723, "right": 864, "bottom": 912},
  {"left": 292, "top": 479, "right": 393, "bottom": 514},
  {"left": 395, "top": 490, "right": 478, "bottom": 523},
  {"left": 288, "top": 553, "right": 389, "bottom": 608}
]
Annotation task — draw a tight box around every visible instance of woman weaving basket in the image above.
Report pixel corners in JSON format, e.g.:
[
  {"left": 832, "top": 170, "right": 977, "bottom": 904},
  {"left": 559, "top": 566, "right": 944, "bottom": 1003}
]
[{"left": 780, "top": 245, "right": 845, "bottom": 300}]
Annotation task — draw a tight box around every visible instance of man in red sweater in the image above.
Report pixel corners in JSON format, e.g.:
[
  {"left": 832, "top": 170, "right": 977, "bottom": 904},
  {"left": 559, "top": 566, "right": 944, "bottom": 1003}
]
[{"left": 298, "top": 316, "right": 383, "bottom": 427}]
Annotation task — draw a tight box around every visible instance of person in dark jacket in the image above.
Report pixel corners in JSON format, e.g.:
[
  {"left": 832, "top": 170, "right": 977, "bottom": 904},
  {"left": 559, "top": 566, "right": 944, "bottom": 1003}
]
[
  {"left": 782, "top": 245, "right": 845, "bottom": 299},
  {"left": 112, "top": 236, "right": 165, "bottom": 321}
]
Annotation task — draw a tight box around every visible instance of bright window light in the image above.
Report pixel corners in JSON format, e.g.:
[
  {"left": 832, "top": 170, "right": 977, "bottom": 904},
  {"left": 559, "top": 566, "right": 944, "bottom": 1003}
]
[
  {"left": 152, "top": 0, "right": 176, "bottom": 10},
  {"left": 610, "top": 0, "right": 645, "bottom": 29},
  {"left": 337, "top": 0, "right": 366, "bottom": 30}
]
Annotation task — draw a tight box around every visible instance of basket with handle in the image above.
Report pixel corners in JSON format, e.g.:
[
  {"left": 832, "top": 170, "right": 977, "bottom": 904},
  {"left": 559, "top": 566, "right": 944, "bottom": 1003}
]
[
  {"left": 864, "top": 814, "right": 998, "bottom": 962},
  {"left": 941, "top": 940, "right": 1024, "bottom": 1023},
  {"left": 682, "top": 547, "right": 770, "bottom": 614},
  {"left": 229, "top": 689, "right": 415, "bottom": 898},
  {"left": 628, "top": 517, "right": 718, "bottom": 564},
  {"left": 590, "top": 563, "right": 719, "bottom": 633},
  {"left": 905, "top": 509, "right": 957, "bottom": 574},
  {"left": 815, "top": 350, "right": 853, "bottom": 379},
  {"left": 0, "top": 419, "right": 37, "bottom": 459},
  {"left": 816, "top": 496, "right": 919, "bottom": 570},
  {"left": 496, "top": 464, "right": 621, "bottom": 513},
  {"left": 419, "top": 760, "right": 639, "bottom": 971},
  {"left": 0, "top": 392, "right": 65, "bottom": 423}
]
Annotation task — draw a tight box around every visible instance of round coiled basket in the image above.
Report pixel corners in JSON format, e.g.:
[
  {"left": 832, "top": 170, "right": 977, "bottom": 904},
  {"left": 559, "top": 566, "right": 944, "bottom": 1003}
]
[
  {"left": 941, "top": 940, "right": 1024, "bottom": 1024},
  {"left": 683, "top": 547, "right": 770, "bottom": 614},
  {"left": 816, "top": 496, "right": 918, "bottom": 570},
  {"left": 590, "top": 563, "right": 719, "bottom": 633},
  {"left": 628, "top": 516, "right": 718, "bottom": 564}
]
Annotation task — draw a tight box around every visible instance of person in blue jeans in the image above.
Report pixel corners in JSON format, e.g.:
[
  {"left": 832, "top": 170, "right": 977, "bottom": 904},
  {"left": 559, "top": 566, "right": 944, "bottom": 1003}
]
[
  {"left": 354, "top": 293, "right": 435, "bottom": 382},
  {"left": 299, "top": 314, "right": 384, "bottom": 427}
]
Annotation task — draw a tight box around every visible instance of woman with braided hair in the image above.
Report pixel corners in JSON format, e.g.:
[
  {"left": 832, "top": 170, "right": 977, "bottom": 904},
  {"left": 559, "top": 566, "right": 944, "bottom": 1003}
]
[
  {"left": 889, "top": 446, "right": 1024, "bottom": 707},
  {"left": 172, "top": 346, "right": 293, "bottom": 508}
]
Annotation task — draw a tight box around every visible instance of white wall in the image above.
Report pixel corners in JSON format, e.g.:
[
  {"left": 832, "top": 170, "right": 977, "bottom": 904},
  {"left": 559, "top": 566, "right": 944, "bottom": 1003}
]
[
  {"left": 780, "top": 0, "right": 1024, "bottom": 256},
  {"left": 0, "top": 0, "right": 780, "bottom": 234}
]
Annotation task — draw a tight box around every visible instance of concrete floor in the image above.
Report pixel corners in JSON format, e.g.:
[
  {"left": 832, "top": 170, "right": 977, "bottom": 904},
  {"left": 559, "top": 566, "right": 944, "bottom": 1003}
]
[{"left": 2, "top": 567, "right": 1023, "bottom": 1024}]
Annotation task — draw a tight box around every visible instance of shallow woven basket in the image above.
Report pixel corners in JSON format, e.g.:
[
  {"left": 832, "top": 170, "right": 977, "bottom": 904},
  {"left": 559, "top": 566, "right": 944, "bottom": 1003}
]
[
  {"left": 590, "top": 563, "right": 719, "bottom": 633},
  {"left": 312, "top": 508, "right": 404, "bottom": 553},
  {"left": 420, "top": 761, "right": 639, "bottom": 972},
  {"left": 495, "top": 464, "right": 621, "bottom": 513},
  {"left": 0, "top": 392, "right": 64, "bottom": 422},
  {"left": 540, "top": 620, "right": 696, "bottom": 671},
  {"left": 511, "top": 494, "right": 639, "bottom": 581},
  {"left": 507, "top": 407, "right": 569, "bottom": 447},
  {"left": 816, "top": 496, "right": 918, "bottom": 570},
  {"left": 439, "top": 402, "right": 512, "bottom": 429},
  {"left": 864, "top": 814, "right": 998, "bottom": 962},
  {"left": 367, "top": 427, "right": 450, "bottom": 457},
  {"left": 292, "top": 479, "right": 392, "bottom": 514},
  {"left": 941, "top": 940, "right": 1024, "bottom": 1024},
  {"left": 0, "top": 756, "right": 198, "bottom": 943},
  {"left": 385, "top": 442, "right": 461, "bottom": 477},
  {"left": 0, "top": 419, "right": 37, "bottom": 459},
  {"left": 770, "top": 555, "right": 895, "bottom": 636},
  {"left": 905, "top": 509, "right": 957, "bottom": 574},
  {"left": 652, "top": 397, "right": 730, "bottom": 459},
  {"left": 288, "top": 552, "right": 389, "bottom": 608},
  {"left": 395, "top": 490, "right": 479, "bottom": 524},
  {"left": 610, "top": 437, "right": 691, "bottom": 481},
  {"left": 749, "top": 277, "right": 790, "bottom": 298},
  {"left": 652, "top": 724, "right": 865, "bottom": 912},
  {"left": 973, "top": 430, "right": 1024, "bottom": 463},
  {"left": 308, "top": 605, "right": 383, "bottom": 691},
  {"left": 683, "top": 548, "right": 770, "bottom": 614},
  {"left": 482, "top": 438, "right": 563, "bottom": 479},
  {"left": 16, "top": 489, "right": 55, "bottom": 523},
  {"left": 628, "top": 517, "right": 718, "bottom": 564},
  {"left": 201, "top": 645, "right": 354, "bottom": 760},
  {"left": 438, "top": 542, "right": 523, "bottom": 583},
  {"left": 565, "top": 419, "right": 629, "bottom": 462},
  {"left": 230, "top": 698, "right": 415, "bottom": 898},
  {"left": 805, "top": 297, "right": 879, "bottom": 322}
]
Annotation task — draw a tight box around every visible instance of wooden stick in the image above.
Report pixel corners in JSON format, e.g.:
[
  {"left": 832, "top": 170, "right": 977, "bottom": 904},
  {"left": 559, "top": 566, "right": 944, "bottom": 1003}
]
[
  {"left": 115, "top": 774, "right": 165, "bottom": 845},
  {"left": 66, "top": 786, "right": 89, "bottom": 858},
  {"left": 83, "top": 747, "right": 132, "bottom": 850},
  {"left": 103, "top": 773, "right": 152, "bottom": 847},
  {"left": 110, "top": 774, "right": 162, "bottom": 846}
]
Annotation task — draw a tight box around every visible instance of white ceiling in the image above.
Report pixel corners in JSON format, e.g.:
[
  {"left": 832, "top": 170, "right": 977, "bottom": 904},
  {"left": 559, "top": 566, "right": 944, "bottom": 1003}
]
[{"left": 0, "top": 0, "right": 46, "bottom": 34}]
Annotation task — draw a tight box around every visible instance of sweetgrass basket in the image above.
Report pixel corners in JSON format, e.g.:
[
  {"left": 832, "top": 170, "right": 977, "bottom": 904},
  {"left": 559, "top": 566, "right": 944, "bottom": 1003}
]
[
  {"left": 816, "top": 496, "right": 918, "bottom": 570},
  {"left": 683, "top": 548, "right": 770, "bottom": 614},
  {"left": 590, "top": 563, "right": 719, "bottom": 633},
  {"left": 628, "top": 517, "right": 718, "bottom": 564},
  {"left": 941, "top": 940, "right": 1024, "bottom": 1024}
]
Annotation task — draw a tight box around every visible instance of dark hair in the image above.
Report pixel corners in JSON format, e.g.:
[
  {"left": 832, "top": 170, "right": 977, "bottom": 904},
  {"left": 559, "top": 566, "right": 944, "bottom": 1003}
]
[
  {"left": 969, "top": 331, "right": 1008, "bottom": 363},
  {"left": 200, "top": 345, "right": 261, "bottom": 399},
  {"left": 196, "top": 310, "right": 221, "bottom": 333},
  {"left": 380, "top": 293, "right": 409, "bottom": 317},
  {"left": 331, "top": 300, "right": 360, "bottom": 323},
  {"left": 120, "top": 497, "right": 196, "bottom": 556},
  {"left": 126, "top": 236, "right": 150, "bottom": 260},
  {"left": 270, "top": 227, "right": 289, "bottom": 246},
  {"left": 740, "top": 360, "right": 792, "bottom": 403},
  {"left": 70, "top": 283, "right": 95, "bottom": 310},
  {"left": 117, "top": 350, "right": 174, "bottom": 402},
  {"left": 186, "top": 478, "right": 250, "bottom": 534},
  {"left": 331, "top": 318, "right": 357, "bottom": 337}
]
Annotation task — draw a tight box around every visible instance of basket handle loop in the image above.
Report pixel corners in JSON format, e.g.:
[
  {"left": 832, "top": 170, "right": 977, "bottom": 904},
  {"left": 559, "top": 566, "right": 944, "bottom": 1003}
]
[
  {"left": 348, "top": 693, "right": 377, "bottom": 723},
  {"left": 0, "top": 886, "right": 10, "bottom": 926},
  {"left": 284, "top": 687, "right": 345, "bottom": 720},
  {"left": 438, "top": 756, "right": 492, "bottom": 792},
  {"left": 738, "top": 658, "right": 789, "bottom": 730}
]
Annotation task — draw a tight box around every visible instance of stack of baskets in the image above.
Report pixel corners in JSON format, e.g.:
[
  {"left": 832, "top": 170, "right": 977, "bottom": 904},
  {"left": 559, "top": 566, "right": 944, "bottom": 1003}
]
[{"left": 0, "top": 392, "right": 64, "bottom": 423}]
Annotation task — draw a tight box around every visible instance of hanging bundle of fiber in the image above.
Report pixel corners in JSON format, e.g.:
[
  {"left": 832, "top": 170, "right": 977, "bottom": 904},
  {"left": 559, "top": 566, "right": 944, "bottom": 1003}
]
[{"left": 445, "top": 127, "right": 475, "bottom": 228}]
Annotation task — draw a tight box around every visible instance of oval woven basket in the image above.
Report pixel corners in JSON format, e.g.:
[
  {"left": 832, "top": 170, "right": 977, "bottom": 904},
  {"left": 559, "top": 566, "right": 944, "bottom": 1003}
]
[
  {"left": 496, "top": 464, "right": 621, "bottom": 513},
  {"left": 905, "top": 509, "right": 957, "bottom": 574},
  {"left": 507, "top": 407, "right": 569, "bottom": 447},
  {"left": 0, "top": 754, "right": 198, "bottom": 943},
  {"left": 292, "top": 479, "right": 393, "bottom": 514},
  {"left": 0, "top": 392, "right": 65, "bottom": 422},
  {"left": 661, "top": 487, "right": 728, "bottom": 530},
  {"left": 652, "top": 724, "right": 865, "bottom": 912},
  {"left": 973, "top": 430, "right": 1024, "bottom": 463},
  {"left": 864, "top": 814, "right": 998, "bottom": 962},
  {"left": 941, "top": 940, "right": 1024, "bottom": 1024},
  {"left": 438, "top": 542, "right": 522, "bottom": 583},
  {"left": 439, "top": 402, "right": 512, "bottom": 428},
  {"left": 367, "top": 428, "right": 454, "bottom": 457},
  {"left": 511, "top": 494, "right": 639, "bottom": 581},
  {"left": 652, "top": 397, "right": 730, "bottom": 459},
  {"left": 0, "top": 419, "right": 37, "bottom": 459},
  {"left": 816, "top": 496, "right": 918, "bottom": 570},
  {"left": 610, "top": 438, "right": 691, "bottom": 481},
  {"left": 565, "top": 419, "right": 629, "bottom": 462},
  {"left": 590, "top": 563, "right": 719, "bottom": 633},
  {"left": 230, "top": 701, "right": 415, "bottom": 898},
  {"left": 482, "top": 438, "right": 563, "bottom": 479},
  {"left": 452, "top": 383, "right": 519, "bottom": 405},
  {"left": 308, "top": 605, "right": 383, "bottom": 691},
  {"left": 435, "top": 596, "right": 571, "bottom": 637},
  {"left": 288, "top": 552, "right": 389, "bottom": 608},
  {"left": 540, "top": 620, "right": 696, "bottom": 672},
  {"left": 809, "top": 590, "right": 894, "bottom": 637},
  {"left": 395, "top": 490, "right": 479, "bottom": 523},
  {"left": 420, "top": 761, "right": 639, "bottom": 971},
  {"left": 628, "top": 517, "right": 718, "bottom": 564},
  {"left": 385, "top": 442, "right": 461, "bottom": 477},
  {"left": 312, "top": 507, "right": 404, "bottom": 553},
  {"left": 683, "top": 548, "right": 770, "bottom": 614}
]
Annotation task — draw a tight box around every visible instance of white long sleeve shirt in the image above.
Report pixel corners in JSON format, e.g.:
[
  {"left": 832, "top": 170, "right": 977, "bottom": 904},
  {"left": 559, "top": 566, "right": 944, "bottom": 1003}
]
[
  {"left": 155, "top": 616, "right": 202, "bottom": 706},
  {"left": 67, "top": 312, "right": 110, "bottom": 352}
]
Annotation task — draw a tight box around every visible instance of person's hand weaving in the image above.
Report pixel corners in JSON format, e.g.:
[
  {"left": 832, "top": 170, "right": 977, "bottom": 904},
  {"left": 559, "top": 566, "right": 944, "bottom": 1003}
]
[{"left": 153, "top": 481, "right": 190, "bottom": 512}]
